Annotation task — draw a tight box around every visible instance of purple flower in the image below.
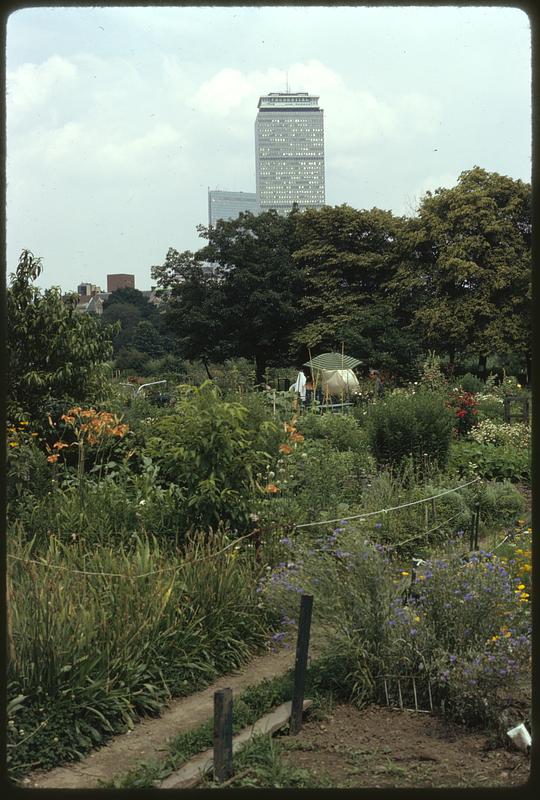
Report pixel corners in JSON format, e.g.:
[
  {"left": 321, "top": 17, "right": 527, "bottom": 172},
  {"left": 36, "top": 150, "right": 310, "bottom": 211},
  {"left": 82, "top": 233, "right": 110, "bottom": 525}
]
[
  {"left": 463, "top": 592, "right": 474, "bottom": 601},
  {"left": 374, "top": 522, "right": 382, "bottom": 529},
  {"left": 272, "top": 631, "right": 286, "bottom": 642},
  {"left": 280, "top": 537, "right": 292, "bottom": 546},
  {"left": 449, "top": 654, "right": 457, "bottom": 663}
]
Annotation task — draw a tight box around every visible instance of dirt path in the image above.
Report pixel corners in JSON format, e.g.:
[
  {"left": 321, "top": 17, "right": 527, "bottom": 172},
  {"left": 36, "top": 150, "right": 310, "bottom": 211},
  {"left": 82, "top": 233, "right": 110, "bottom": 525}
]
[
  {"left": 280, "top": 704, "right": 530, "bottom": 788},
  {"left": 27, "top": 647, "right": 296, "bottom": 789}
]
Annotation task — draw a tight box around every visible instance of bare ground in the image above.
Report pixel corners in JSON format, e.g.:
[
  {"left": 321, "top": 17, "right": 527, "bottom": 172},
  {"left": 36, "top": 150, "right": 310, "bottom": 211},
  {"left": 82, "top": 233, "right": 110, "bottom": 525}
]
[{"left": 280, "top": 704, "right": 531, "bottom": 789}]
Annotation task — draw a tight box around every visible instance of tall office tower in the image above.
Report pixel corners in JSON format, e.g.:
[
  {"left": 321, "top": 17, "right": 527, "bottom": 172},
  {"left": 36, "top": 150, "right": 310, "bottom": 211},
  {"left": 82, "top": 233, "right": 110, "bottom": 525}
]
[
  {"left": 208, "top": 190, "right": 258, "bottom": 226},
  {"left": 255, "top": 92, "right": 325, "bottom": 214}
]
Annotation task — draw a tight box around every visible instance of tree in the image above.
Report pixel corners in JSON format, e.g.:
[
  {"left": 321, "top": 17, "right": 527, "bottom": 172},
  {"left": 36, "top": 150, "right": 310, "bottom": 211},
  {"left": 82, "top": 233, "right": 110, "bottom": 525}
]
[
  {"left": 392, "top": 167, "right": 531, "bottom": 376},
  {"left": 7, "top": 250, "right": 115, "bottom": 422},
  {"left": 292, "top": 204, "right": 420, "bottom": 377},
  {"left": 152, "top": 210, "right": 304, "bottom": 383}
]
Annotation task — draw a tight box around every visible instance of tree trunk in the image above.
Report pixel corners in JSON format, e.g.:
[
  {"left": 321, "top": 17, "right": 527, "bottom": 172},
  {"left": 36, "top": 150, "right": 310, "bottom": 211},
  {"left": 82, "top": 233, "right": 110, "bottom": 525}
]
[
  {"left": 478, "top": 354, "right": 487, "bottom": 379},
  {"left": 255, "top": 353, "right": 266, "bottom": 386},
  {"left": 525, "top": 352, "right": 531, "bottom": 386}
]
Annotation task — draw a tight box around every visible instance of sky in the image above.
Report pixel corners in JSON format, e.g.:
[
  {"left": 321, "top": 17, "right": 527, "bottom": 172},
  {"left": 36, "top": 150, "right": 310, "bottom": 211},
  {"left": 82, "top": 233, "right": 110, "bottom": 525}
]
[{"left": 5, "top": 4, "right": 532, "bottom": 292}]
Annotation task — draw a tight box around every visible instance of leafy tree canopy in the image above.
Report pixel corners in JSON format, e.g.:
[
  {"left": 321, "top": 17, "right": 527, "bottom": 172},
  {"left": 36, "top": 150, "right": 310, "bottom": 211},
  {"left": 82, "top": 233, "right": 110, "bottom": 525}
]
[
  {"left": 7, "top": 250, "right": 116, "bottom": 423},
  {"left": 392, "top": 167, "right": 531, "bottom": 371},
  {"left": 152, "top": 210, "right": 304, "bottom": 382}
]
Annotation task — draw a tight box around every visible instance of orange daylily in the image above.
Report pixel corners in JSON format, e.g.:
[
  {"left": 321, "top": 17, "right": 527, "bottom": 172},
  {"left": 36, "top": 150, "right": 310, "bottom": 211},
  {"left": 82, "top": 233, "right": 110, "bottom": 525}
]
[
  {"left": 47, "top": 454, "right": 60, "bottom": 463},
  {"left": 279, "top": 443, "right": 293, "bottom": 455},
  {"left": 265, "top": 483, "right": 280, "bottom": 494}
]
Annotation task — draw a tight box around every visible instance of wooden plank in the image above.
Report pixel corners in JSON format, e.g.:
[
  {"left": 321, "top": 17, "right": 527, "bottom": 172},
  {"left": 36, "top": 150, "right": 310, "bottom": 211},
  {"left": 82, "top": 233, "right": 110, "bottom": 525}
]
[{"left": 159, "top": 699, "right": 313, "bottom": 789}]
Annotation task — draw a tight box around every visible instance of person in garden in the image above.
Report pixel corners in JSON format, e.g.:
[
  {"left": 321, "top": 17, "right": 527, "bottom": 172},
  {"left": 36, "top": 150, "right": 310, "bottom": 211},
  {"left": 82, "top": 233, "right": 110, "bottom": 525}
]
[{"left": 370, "top": 368, "right": 385, "bottom": 397}]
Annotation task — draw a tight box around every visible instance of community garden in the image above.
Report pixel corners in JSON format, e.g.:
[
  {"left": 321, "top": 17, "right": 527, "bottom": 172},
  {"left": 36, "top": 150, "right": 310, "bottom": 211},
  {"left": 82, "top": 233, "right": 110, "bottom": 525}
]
[{"left": 6, "top": 345, "right": 532, "bottom": 787}]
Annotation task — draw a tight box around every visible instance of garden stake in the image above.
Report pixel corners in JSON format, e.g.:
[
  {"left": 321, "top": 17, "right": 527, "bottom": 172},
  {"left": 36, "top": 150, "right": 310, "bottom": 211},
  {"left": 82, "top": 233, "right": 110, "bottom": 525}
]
[
  {"left": 474, "top": 502, "right": 480, "bottom": 550},
  {"left": 213, "top": 688, "right": 233, "bottom": 782},
  {"left": 290, "top": 594, "right": 313, "bottom": 735}
]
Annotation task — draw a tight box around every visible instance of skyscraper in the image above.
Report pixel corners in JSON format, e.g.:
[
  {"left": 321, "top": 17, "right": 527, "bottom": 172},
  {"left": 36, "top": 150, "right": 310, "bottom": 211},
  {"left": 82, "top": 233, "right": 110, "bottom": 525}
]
[
  {"left": 255, "top": 92, "right": 325, "bottom": 214},
  {"left": 208, "top": 190, "right": 258, "bottom": 226}
]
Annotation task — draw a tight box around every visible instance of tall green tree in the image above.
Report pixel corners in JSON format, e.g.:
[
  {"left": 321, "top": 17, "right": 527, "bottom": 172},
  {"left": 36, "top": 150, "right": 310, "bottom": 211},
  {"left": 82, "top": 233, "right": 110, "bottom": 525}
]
[
  {"left": 7, "top": 250, "right": 115, "bottom": 422},
  {"left": 292, "top": 204, "right": 421, "bottom": 376},
  {"left": 392, "top": 167, "right": 531, "bottom": 376},
  {"left": 152, "top": 210, "right": 304, "bottom": 383}
]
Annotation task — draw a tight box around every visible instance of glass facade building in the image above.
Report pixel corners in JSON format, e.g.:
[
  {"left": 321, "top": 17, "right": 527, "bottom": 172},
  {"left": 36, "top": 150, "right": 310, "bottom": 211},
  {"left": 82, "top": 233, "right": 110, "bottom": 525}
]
[
  {"left": 208, "top": 190, "right": 258, "bottom": 226},
  {"left": 255, "top": 92, "right": 325, "bottom": 214}
]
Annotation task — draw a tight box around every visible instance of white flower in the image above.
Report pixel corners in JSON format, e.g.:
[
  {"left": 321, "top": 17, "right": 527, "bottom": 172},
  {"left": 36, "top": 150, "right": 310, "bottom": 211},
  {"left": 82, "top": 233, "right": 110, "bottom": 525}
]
[{"left": 138, "top": 499, "right": 146, "bottom": 506}]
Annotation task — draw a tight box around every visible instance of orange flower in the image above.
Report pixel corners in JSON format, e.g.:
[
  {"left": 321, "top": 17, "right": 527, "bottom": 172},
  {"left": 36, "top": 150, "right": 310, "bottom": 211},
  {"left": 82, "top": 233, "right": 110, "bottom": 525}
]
[
  {"left": 47, "top": 454, "right": 60, "bottom": 463},
  {"left": 61, "top": 414, "right": 75, "bottom": 424},
  {"left": 279, "top": 443, "right": 293, "bottom": 455},
  {"left": 265, "top": 483, "right": 280, "bottom": 494},
  {"left": 53, "top": 441, "right": 69, "bottom": 450},
  {"left": 80, "top": 409, "right": 96, "bottom": 418},
  {"left": 290, "top": 432, "right": 304, "bottom": 443}
]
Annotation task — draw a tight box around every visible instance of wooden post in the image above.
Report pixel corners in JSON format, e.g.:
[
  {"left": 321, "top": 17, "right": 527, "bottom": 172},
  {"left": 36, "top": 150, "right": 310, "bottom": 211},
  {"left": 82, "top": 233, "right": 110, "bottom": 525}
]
[
  {"left": 474, "top": 502, "right": 480, "bottom": 550},
  {"left": 213, "top": 688, "right": 233, "bottom": 782},
  {"left": 290, "top": 594, "right": 313, "bottom": 735},
  {"left": 503, "top": 396, "right": 511, "bottom": 423}
]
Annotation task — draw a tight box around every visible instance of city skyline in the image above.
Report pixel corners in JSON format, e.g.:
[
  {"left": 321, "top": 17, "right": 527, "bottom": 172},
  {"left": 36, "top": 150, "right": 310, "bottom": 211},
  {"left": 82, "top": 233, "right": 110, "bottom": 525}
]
[{"left": 6, "top": 6, "right": 531, "bottom": 292}]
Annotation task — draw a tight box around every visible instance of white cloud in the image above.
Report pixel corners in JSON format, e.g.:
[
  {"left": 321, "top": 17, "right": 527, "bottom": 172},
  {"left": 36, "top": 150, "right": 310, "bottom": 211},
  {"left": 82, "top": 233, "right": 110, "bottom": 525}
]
[{"left": 7, "top": 55, "right": 77, "bottom": 116}]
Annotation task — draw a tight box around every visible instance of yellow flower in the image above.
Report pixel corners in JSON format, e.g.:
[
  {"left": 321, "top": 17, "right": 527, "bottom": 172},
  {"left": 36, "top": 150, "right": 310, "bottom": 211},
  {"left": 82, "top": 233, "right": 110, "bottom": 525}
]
[
  {"left": 401, "top": 571, "right": 409, "bottom": 577},
  {"left": 8, "top": 442, "right": 18, "bottom": 448},
  {"left": 521, "top": 564, "right": 531, "bottom": 573},
  {"left": 491, "top": 635, "right": 499, "bottom": 642},
  {"left": 517, "top": 584, "right": 525, "bottom": 590},
  {"left": 414, "top": 615, "right": 421, "bottom": 622},
  {"left": 19, "top": 421, "right": 29, "bottom": 426}
]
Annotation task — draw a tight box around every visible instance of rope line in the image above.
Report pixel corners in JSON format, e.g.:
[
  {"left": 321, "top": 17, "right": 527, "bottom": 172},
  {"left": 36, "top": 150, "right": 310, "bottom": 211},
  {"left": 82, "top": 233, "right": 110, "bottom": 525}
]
[
  {"left": 7, "top": 530, "right": 255, "bottom": 579},
  {"left": 293, "top": 477, "right": 481, "bottom": 529}
]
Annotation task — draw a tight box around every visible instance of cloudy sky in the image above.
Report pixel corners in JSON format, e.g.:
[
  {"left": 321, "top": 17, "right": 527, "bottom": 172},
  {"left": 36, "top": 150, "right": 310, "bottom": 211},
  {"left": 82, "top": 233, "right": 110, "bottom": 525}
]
[{"left": 6, "top": 4, "right": 531, "bottom": 292}]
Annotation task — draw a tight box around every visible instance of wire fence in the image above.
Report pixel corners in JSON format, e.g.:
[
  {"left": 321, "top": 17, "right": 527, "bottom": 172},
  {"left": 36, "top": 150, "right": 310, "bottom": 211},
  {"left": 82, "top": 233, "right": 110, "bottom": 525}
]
[{"left": 7, "top": 478, "right": 482, "bottom": 579}]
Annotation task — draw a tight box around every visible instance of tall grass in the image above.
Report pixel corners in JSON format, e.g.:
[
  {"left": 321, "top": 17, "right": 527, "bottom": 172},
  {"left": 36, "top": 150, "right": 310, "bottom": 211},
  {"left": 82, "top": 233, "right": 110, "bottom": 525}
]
[{"left": 7, "top": 527, "right": 270, "bottom": 777}]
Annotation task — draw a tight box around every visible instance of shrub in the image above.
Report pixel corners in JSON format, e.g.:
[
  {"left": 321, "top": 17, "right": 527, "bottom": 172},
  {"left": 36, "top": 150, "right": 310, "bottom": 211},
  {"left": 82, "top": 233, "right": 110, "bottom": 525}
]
[
  {"left": 476, "top": 481, "right": 526, "bottom": 528},
  {"left": 458, "top": 372, "right": 485, "bottom": 394},
  {"left": 448, "top": 440, "right": 531, "bottom": 484},
  {"left": 366, "top": 391, "right": 453, "bottom": 473},
  {"left": 296, "top": 411, "right": 367, "bottom": 453},
  {"left": 469, "top": 419, "right": 531, "bottom": 449},
  {"left": 144, "top": 382, "right": 272, "bottom": 532},
  {"left": 476, "top": 396, "right": 505, "bottom": 422},
  {"left": 446, "top": 389, "right": 479, "bottom": 436}
]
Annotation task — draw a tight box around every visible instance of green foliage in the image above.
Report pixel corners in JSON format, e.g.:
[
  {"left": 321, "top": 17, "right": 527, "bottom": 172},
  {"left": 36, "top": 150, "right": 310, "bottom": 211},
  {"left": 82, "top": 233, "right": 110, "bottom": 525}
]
[
  {"left": 152, "top": 210, "right": 303, "bottom": 383},
  {"left": 115, "top": 347, "right": 151, "bottom": 372},
  {"left": 476, "top": 396, "right": 505, "bottom": 422},
  {"left": 292, "top": 205, "right": 422, "bottom": 381},
  {"left": 7, "top": 250, "right": 115, "bottom": 423},
  {"left": 475, "top": 481, "right": 526, "bottom": 528},
  {"left": 296, "top": 411, "right": 368, "bottom": 453},
  {"left": 458, "top": 372, "right": 485, "bottom": 394},
  {"left": 366, "top": 392, "right": 454, "bottom": 472},
  {"left": 7, "top": 529, "right": 268, "bottom": 781},
  {"left": 418, "top": 351, "right": 448, "bottom": 393},
  {"left": 144, "top": 382, "right": 271, "bottom": 532},
  {"left": 392, "top": 167, "right": 531, "bottom": 368},
  {"left": 448, "top": 440, "right": 531, "bottom": 484}
]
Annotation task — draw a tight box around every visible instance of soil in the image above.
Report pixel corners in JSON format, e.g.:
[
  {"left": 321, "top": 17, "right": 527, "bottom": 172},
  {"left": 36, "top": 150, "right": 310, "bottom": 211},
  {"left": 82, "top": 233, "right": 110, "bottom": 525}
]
[{"left": 280, "top": 704, "right": 531, "bottom": 788}]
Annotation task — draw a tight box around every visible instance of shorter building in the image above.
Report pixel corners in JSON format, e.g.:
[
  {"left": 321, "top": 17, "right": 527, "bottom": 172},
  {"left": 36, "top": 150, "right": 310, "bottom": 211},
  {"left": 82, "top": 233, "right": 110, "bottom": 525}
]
[
  {"left": 107, "top": 273, "right": 135, "bottom": 293},
  {"left": 74, "top": 294, "right": 106, "bottom": 315},
  {"left": 208, "top": 190, "right": 258, "bottom": 226},
  {"left": 77, "top": 282, "right": 103, "bottom": 298}
]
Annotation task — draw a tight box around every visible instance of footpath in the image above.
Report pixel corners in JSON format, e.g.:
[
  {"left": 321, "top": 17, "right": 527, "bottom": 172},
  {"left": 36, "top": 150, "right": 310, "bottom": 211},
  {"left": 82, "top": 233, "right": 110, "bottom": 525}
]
[{"left": 27, "top": 647, "right": 296, "bottom": 789}]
